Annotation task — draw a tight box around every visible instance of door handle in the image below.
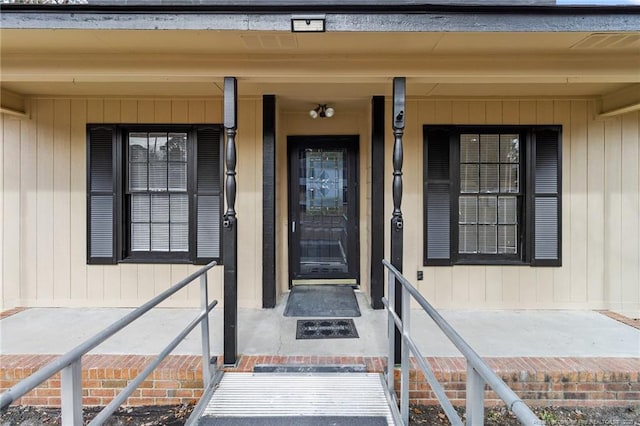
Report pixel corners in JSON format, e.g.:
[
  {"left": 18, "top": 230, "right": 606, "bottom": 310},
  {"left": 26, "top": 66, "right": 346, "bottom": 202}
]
[{"left": 291, "top": 221, "right": 296, "bottom": 233}]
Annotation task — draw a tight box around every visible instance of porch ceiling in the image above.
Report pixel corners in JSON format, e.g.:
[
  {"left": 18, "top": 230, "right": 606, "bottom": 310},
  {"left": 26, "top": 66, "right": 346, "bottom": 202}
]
[{"left": 1, "top": 29, "right": 639, "bottom": 110}]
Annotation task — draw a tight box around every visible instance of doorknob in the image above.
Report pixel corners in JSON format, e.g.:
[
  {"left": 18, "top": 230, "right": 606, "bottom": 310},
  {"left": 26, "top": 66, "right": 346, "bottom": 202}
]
[{"left": 291, "top": 221, "right": 296, "bottom": 233}]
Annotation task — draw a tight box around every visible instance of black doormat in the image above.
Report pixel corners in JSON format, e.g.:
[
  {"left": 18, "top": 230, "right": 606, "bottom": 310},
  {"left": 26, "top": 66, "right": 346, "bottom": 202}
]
[
  {"left": 296, "top": 319, "right": 359, "bottom": 339},
  {"left": 284, "top": 285, "right": 361, "bottom": 317}
]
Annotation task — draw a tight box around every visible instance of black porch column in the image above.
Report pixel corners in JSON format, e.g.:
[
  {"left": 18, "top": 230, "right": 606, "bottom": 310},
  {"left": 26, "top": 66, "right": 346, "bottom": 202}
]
[
  {"left": 223, "top": 77, "right": 238, "bottom": 366},
  {"left": 391, "top": 77, "right": 405, "bottom": 362},
  {"left": 371, "top": 96, "right": 385, "bottom": 309}
]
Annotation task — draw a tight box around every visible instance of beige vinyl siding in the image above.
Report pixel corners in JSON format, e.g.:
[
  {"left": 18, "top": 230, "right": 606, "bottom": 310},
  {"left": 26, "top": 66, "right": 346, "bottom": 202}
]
[
  {"left": 1, "top": 97, "right": 263, "bottom": 309},
  {"left": 1, "top": 96, "right": 639, "bottom": 316},
  {"left": 401, "top": 99, "right": 639, "bottom": 315}
]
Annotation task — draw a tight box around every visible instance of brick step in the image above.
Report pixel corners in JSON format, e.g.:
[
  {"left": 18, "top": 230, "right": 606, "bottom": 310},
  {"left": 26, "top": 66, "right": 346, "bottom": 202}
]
[{"left": 1, "top": 354, "right": 638, "bottom": 408}]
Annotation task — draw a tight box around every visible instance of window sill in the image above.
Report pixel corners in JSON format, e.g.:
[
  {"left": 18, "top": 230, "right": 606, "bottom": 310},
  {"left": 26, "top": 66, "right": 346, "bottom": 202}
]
[{"left": 119, "top": 257, "right": 194, "bottom": 265}]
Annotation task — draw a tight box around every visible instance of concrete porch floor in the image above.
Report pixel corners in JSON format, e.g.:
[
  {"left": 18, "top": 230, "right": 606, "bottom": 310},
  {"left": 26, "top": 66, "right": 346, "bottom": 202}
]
[
  {"left": 1, "top": 292, "right": 639, "bottom": 409},
  {"left": 1, "top": 291, "right": 638, "bottom": 358}
]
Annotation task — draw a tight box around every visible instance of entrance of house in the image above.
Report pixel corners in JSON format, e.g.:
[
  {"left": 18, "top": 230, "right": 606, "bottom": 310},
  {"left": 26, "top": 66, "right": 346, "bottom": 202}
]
[{"left": 288, "top": 136, "right": 359, "bottom": 287}]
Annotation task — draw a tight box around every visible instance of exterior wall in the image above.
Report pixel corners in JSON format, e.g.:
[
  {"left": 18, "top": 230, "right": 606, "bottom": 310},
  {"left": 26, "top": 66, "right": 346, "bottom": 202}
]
[
  {"left": 390, "top": 99, "right": 640, "bottom": 316},
  {"left": 1, "top": 96, "right": 639, "bottom": 315},
  {"left": 0, "top": 96, "right": 264, "bottom": 309}
]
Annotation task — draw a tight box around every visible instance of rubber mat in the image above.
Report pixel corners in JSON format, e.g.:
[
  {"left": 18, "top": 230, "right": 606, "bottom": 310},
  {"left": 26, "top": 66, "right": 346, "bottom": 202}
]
[
  {"left": 283, "top": 285, "right": 361, "bottom": 317},
  {"left": 296, "top": 319, "right": 359, "bottom": 339}
]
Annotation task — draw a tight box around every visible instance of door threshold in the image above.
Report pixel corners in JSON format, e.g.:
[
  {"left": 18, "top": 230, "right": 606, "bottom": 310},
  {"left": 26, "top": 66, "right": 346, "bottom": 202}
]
[{"left": 292, "top": 279, "right": 357, "bottom": 286}]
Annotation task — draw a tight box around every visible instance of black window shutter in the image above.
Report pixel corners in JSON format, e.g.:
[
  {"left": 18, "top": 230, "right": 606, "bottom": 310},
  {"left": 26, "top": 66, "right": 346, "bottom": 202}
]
[
  {"left": 87, "top": 125, "right": 117, "bottom": 264},
  {"left": 194, "top": 126, "right": 223, "bottom": 264},
  {"left": 531, "top": 127, "right": 562, "bottom": 266},
  {"left": 424, "top": 127, "right": 453, "bottom": 265}
]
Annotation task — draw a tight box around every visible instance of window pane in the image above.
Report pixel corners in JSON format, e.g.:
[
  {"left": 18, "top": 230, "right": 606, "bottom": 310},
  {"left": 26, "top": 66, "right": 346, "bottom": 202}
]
[
  {"left": 480, "top": 134, "right": 499, "bottom": 163},
  {"left": 500, "top": 134, "right": 519, "bottom": 163},
  {"left": 151, "top": 194, "right": 169, "bottom": 222},
  {"left": 459, "top": 196, "right": 477, "bottom": 224},
  {"left": 128, "top": 163, "right": 148, "bottom": 191},
  {"left": 131, "top": 194, "right": 150, "bottom": 222},
  {"left": 500, "top": 164, "right": 519, "bottom": 193},
  {"left": 460, "top": 134, "right": 479, "bottom": 162},
  {"left": 498, "top": 225, "right": 517, "bottom": 254},
  {"left": 480, "top": 164, "right": 499, "bottom": 192},
  {"left": 170, "top": 223, "right": 189, "bottom": 252},
  {"left": 149, "top": 162, "right": 168, "bottom": 190},
  {"left": 459, "top": 224, "right": 477, "bottom": 253},
  {"left": 129, "top": 133, "right": 148, "bottom": 162},
  {"left": 478, "top": 225, "right": 497, "bottom": 254},
  {"left": 148, "top": 133, "right": 167, "bottom": 161},
  {"left": 151, "top": 223, "right": 170, "bottom": 251},
  {"left": 168, "top": 162, "right": 187, "bottom": 191},
  {"left": 461, "top": 165, "right": 479, "bottom": 193},
  {"left": 131, "top": 223, "right": 150, "bottom": 251},
  {"left": 478, "top": 196, "right": 497, "bottom": 224},
  {"left": 168, "top": 133, "right": 187, "bottom": 161},
  {"left": 170, "top": 194, "right": 189, "bottom": 222},
  {"left": 498, "top": 196, "right": 517, "bottom": 224}
]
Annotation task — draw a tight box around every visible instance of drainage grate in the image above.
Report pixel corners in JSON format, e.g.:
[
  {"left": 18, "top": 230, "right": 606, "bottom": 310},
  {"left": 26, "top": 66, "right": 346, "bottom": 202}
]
[{"left": 296, "top": 319, "right": 359, "bottom": 339}]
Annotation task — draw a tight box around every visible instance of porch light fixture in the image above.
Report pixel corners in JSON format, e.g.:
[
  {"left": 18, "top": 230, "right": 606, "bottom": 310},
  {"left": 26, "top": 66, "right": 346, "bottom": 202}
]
[
  {"left": 291, "top": 15, "right": 326, "bottom": 33},
  {"left": 309, "top": 104, "right": 335, "bottom": 119}
]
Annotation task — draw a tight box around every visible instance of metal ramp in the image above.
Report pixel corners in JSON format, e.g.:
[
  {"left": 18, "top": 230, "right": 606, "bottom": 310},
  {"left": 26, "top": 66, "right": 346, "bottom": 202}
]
[{"left": 192, "top": 372, "right": 398, "bottom": 425}]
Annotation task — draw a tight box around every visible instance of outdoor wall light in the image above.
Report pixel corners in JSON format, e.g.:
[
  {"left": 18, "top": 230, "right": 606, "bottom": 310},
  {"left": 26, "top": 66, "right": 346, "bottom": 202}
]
[
  {"left": 291, "top": 15, "right": 326, "bottom": 32},
  {"left": 309, "top": 104, "right": 335, "bottom": 119}
]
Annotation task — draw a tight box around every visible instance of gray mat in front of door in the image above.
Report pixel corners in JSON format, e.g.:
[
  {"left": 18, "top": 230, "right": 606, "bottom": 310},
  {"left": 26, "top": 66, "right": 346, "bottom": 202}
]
[{"left": 283, "top": 285, "right": 361, "bottom": 317}]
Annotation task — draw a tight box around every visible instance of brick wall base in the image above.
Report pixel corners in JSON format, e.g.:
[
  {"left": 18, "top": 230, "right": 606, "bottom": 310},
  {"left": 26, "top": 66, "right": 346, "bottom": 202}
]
[{"left": 1, "top": 355, "right": 638, "bottom": 408}]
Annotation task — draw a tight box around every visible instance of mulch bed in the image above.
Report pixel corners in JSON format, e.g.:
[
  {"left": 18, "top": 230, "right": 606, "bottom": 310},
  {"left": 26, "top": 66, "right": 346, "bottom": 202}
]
[{"left": 2, "top": 403, "right": 639, "bottom": 425}]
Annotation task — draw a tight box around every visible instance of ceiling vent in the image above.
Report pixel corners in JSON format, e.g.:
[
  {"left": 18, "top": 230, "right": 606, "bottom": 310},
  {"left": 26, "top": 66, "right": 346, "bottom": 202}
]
[{"left": 571, "top": 33, "right": 640, "bottom": 50}]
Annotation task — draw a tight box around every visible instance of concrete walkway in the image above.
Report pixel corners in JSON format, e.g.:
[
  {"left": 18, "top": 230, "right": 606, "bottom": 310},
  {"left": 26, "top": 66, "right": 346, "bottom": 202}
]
[{"left": 1, "top": 292, "right": 638, "bottom": 358}]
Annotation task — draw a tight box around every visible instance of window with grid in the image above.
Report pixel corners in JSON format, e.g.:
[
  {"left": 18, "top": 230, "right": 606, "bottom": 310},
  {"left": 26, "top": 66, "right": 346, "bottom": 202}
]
[
  {"left": 423, "top": 125, "right": 562, "bottom": 266},
  {"left": 458, "top": 133, "right": 521, "bottom": 256},
  {"left": 87, "top": 124, "right": 222, "bottom": 264},
  {"left": 128, "top": 132, "right": 189, "bottom": 254}
]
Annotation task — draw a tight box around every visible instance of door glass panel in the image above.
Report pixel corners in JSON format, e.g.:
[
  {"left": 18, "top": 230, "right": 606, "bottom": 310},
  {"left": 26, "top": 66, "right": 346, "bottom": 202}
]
[{"left": 297, "top": 148, "right": 349, "bottom": 275}]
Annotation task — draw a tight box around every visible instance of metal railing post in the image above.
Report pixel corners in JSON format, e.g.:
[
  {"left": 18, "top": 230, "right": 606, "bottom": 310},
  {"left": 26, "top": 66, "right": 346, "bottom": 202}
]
[
  {"left": 200, "top": 272, "right": 212, "bottom": 388},
  {"left": 61, "top": 360, "right": 82, "bottom": 426},
  {"left": 386, "top": 269, "right": 396, "bottom": 398},
  {"left": 400, "top": 284, "right": 410, "bottom": 425},
  {"left": 466, "top": 362, "right": 486, "bottom": 426}
]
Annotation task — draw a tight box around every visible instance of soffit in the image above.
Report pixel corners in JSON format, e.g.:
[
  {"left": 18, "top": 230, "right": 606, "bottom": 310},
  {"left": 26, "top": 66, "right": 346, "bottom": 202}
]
[
  {"left": 1, "top": 29, "right": 638, "bottom": 104},
  {"left": 5, "top": 29, "right": 638, "bottom": 55}
]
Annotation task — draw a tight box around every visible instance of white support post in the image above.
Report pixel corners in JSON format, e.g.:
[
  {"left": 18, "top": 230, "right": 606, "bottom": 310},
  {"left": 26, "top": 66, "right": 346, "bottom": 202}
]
[
  {"left": 400, "top": 285, "right": 410, "bottom": 425},
  {"left": 61, "top": 360, "right": 82, "bottom": 426},
  {"left": 200, "top": 273, "right": 212, "bottom": 388},
  {"left": 466, "top": 362, "right": 486, "bottom": 426}
]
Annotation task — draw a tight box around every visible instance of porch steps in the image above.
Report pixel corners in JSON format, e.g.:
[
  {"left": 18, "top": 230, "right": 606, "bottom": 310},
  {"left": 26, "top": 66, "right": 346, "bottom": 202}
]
[{"left": 196, "top": 372, "right": 397, "bottom": 425}]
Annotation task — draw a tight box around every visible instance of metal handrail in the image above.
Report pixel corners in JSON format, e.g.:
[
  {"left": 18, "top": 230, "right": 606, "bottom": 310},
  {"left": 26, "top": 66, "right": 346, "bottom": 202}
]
[
  {"left": 382, "top": 260, "right": 542, "bottom": 426},
  {"left": 0, "top": 260, "right": 218, "bottom": 426}
]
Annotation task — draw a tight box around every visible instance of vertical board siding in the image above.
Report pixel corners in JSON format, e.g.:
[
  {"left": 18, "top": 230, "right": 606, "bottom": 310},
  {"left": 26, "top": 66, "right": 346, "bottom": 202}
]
[
  {"left": 3, "top": 117, "right": 21, "bottom": 307},
  {"left": 586, "top": 102, "right": 605, "bottom": 307},
  {"left": 569, "top": 101, "right": 588, "bottom": 303},
  {"left": 36, "top": 99, "right": 55, "bottom": 302},
  {"left": 21, "top": 102, "right": 38, "bottom": 303},
  {"left": 620, "top": 113, "right": 640, "bottom": 315},
  {"left": 2, "top": 97, "right": 639, "bottom": 314},
  {"left": 53, "top": 99, "right": 72, "bottom": 302}
]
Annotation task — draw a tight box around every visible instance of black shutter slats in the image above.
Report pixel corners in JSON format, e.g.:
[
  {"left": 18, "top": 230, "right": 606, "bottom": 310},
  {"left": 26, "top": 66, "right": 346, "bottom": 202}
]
[
  {"left": 87, "top": 126, "right": 117, "bottom": 264},
  {"left": 195, "top": 126, "right": 223, "bottom": 263},
  {"left": 424, "top": 128, "right": 453, "bottom": 265},
  {"left": 532, "top": 128, "right": 562, "bottom": 265}
]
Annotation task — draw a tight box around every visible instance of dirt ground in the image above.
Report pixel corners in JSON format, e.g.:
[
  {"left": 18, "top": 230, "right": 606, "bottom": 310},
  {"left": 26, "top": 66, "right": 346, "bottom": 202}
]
[{"left": 1, "top": 403, "right": 639, "bottom": 425}]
